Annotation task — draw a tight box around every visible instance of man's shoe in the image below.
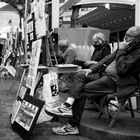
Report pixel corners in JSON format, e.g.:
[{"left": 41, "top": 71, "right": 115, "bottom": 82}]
[
  {"left": 52, "top": 123, "right": 79, "bottom": 135},
  {"left": 45, "top": 103, "right": 72, "bottom": 117}
]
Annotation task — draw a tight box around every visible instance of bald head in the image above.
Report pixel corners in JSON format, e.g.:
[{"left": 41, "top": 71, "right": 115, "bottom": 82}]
[
  {"left": 126, "top": 26, "right": 140, "bottom": 37},
  {"left": 58, "top": 39, "right": 69, "bottom": 52},
  {"left": 124, "top": 26, "right": 140, "bottom": 43}
]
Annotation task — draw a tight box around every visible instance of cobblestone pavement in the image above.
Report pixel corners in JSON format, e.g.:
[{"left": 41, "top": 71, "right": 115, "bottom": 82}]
[{"left": 0, "top": 77, "right": 90, "bottom": 140}]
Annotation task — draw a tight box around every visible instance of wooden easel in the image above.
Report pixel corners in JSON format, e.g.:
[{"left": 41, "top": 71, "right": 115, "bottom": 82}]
[{"left": 10, "top": 1, "right": 58, "bottom": 138}]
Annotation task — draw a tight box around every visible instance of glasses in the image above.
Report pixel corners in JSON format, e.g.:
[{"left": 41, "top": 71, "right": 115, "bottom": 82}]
[
  {"left": 124, "top": 33, "right": 135, "bottom": 42},
  {"left": 125, "top": 33, "right": 133, "bottom": 37}
]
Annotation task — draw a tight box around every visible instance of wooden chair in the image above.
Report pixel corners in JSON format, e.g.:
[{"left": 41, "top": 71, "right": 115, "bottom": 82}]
[
  {"left": 108, "top": 74, "right": 140, "bottom": 128},
  {"left": 89, "top": 89, "right": 116, "bottom": 120},
  {"left": 108, "top": 90, "right": 140, "bottom": 128},
  {"left": 90, "top": 87, "right": 140, "bottom": 125}
]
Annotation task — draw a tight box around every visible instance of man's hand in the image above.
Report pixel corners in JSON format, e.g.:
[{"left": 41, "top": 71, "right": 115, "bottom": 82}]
[
  {"left": 78, "top": 69, "right": 92, "bottom": 76},
  {"left": 119, "top": 42, "right": 128, "bottom": 50},
  {"left": 84, "top": 61, "right": 97, "bottom": 66}
]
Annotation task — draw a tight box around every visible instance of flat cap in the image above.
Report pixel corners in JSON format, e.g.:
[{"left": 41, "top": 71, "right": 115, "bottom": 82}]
[{"left": 126, "top": 26, "right": 140, "bottom": 37}]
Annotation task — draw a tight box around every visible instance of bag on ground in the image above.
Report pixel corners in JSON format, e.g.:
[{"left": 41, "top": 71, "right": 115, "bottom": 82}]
[{"left": 43, "top": 71, "right": 60, "bottom": 109}]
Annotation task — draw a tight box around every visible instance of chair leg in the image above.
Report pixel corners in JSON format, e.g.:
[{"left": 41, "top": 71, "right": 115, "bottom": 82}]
[
  {"left": 98, "top": 96, "right": 107, "bottom": 119},
  {"left": 97, "top": 95, "right": 112, "bottom": 120},
  {"left": 105, "top": 105, "right": 112, "bottom": 120},
  {"left": 108, "top": 101, "right": 125, "bottom": 128},
  {"left": 108, "top": 107, "right": 121, "bottom": 128},
  {"left": 128, "top": 98, "right": 135, "bottom": 118},
  {"left": 98, "top": 105, "right": 112, "bottom": 120},
  {"left": 97, "top": 111, "right": 103, "bottom": 120}
]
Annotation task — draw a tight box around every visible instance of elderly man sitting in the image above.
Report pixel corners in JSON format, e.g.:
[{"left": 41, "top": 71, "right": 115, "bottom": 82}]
[
  {"left": 56, "top": 39, "right": 78, "bottom": 92},
  {"left": 45, "top": 26, "right": 140, "bottom": 135},
  {"left": 57, "top": 39, "right": 77, "bottom": 64}
]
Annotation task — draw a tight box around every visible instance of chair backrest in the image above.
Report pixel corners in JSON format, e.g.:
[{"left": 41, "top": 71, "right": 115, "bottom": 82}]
[{"left": 71, "top": 44, "right": 94, "bottom": 61}]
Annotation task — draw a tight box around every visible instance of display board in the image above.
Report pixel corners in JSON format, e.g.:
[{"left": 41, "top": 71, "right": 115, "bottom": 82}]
[
  {"left": 11, "top": 0, "right": 50, "bottom": 139},
  {"left": 11, "top": 94, "right": 45, "bottom": 139},
  {"left": 26, "top": 39, "right": 42, "bottom": 96}
]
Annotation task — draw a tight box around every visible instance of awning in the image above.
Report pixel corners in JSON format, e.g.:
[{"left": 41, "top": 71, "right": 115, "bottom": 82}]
[
  {"left": 60, "top": 0, "right": 81, "bottom": 15},
  {"left": 72, "top": 0, "right": 135, "bottom": 33},
  {"left": 77, "top": 7, "right": 135, "bottom": 33},
  {"left": 75, "top": 0, "right": 135, "bottom": 7}
]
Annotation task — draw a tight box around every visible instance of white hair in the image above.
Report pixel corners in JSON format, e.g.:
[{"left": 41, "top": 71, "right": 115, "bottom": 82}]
[
  {"left": 58, "top": 39, "right": 69, "bottom": 47},
  {"left": 92, "top": 32, "right": 105, "bottom": 42}
]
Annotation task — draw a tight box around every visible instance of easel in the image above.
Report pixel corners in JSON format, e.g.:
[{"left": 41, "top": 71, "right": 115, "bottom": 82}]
[{"left": 10, "top": 0, "right": 58, "bottom": 139}]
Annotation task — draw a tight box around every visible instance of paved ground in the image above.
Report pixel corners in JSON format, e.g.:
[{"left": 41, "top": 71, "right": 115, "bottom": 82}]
[
  {"left": 0, "top": 77, "right": 90, "bottom": 140},
  {"left": 1, "top": 77, "right": 140, "bottom": 140},
  {"left": 80, "top": 109, "right": 140, "bottom": 140}
]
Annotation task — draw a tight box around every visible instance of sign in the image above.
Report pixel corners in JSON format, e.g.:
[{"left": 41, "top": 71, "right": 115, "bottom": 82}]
[
  {"left": 11, "top": 94, "right": 45, "bottom": 139},
  {"left": 11, "top": 86, "right": 30, "bottom": 124}
]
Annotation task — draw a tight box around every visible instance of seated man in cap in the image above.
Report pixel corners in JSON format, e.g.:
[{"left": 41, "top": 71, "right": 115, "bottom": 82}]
[{"left": 45, "top": 26, "right": 140, "bottom": 135}]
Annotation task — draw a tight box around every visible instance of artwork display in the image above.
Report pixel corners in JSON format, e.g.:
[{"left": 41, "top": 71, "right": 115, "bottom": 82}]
[
  {"left": 34, "top": 0, "right": 48, "bottom": 39},
  {"left": 15, "top": 100, "right": 39, "bottom": 131},
  {"left": 11, "top": 94, "right": 45, "bottom": 139},
  {"left": 26, "top": 39, "right": 42, "bottom": 96},
  {"left": 11, "top": 0, "right": 51, "bottom": 139}
]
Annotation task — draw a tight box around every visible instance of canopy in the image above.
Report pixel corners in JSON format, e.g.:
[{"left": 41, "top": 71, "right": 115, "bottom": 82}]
[
  {"left": 72, "top": 0, "right": 135, "bottom": 33},
  {"left": 74, "top": 0, "right": 135, "bottom": 7},
  {"left": 60, "top": 0, "right": 81, "bottom": 14}
]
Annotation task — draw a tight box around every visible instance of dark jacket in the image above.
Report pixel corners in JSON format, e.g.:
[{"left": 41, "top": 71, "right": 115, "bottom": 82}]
[
  {"left": 73, "top": 41, "right": 111, "bottom": 69},
  {"left": 90, "top": 51, "right": 115, "bottom": 74},
  {"left": 90, "top": 40, "right": 140, "bottom": 103},
  {"left": 116, "top": 41, "right": 140, "bottom": 102},
  {"left": 91, "top": 41, "right": 111, "bottom": 62}
]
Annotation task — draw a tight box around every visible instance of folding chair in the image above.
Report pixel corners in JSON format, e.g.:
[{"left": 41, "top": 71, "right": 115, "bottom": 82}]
[
  {"left": 91, "top": 88, "right": 140, "bottom": 125},
  {"left": 89, "top": 89, "right": 116, "bottom": 121},
  {"left": 108, "top": 74, "right": 140, "bottom": 128}
]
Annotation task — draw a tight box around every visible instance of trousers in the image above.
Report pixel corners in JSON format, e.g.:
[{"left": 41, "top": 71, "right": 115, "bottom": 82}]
[{"left": 67, "top": 72, "right": 116, "bottom": 127}]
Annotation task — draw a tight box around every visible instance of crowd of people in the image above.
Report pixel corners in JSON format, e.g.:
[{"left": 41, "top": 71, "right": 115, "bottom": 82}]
[{"left": 45, "top": 26, "right": 140, "bottom": 135}]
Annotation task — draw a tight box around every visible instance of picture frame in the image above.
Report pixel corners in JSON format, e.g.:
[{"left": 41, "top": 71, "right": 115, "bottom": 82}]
[{"left": 11, "top": 94, "right": 45, "bottom": 139}]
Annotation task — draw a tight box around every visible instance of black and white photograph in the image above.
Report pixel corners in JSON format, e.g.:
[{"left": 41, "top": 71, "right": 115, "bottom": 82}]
[{"left": 0, "top": 0, "right": 140, "bottom": 140}]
